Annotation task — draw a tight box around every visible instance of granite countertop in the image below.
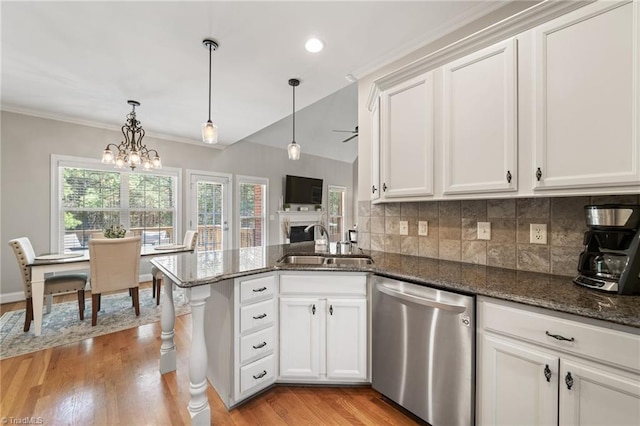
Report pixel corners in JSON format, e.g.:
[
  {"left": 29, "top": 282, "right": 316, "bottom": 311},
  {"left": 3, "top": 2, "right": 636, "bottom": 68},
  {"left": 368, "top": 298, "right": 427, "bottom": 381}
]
[{"left": 151, "top": 242, "right": 640, "bottom": 329}]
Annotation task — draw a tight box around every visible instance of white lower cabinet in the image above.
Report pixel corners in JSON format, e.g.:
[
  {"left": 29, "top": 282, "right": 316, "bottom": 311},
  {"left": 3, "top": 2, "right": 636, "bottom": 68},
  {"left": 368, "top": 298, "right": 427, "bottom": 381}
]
[
  {"left": 279, "top": 273, "right": 368, "bottom": 383},
  {"left": 477, "top": 297, "right": 640, "bottom": 426},
  {"left": 204, "top": 272, "right": 277, "bottom": 408}
]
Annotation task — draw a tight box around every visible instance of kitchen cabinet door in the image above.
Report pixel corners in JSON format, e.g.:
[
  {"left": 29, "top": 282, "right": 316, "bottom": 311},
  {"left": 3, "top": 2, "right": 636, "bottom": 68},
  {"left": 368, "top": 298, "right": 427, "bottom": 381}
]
[
  {"left": 532, "top": 0, "right": 640, "bottom": 191},
  {"left": 279, "top": 297, "right": 323, "bottom": 379},
  {"left": 478, "top": 334, "right": 558, "bottom": 426},
  {"left": 442, "top": 38, "right": 518, "bottom": 195},
  {"left": 326, "top": 298, "right": 367, "bottom": 380},
  {"left": 380, "top": 71, "right": 435, "bottom": 198},
  {"left": 559, "top": 359, "right": 640, "bottom": 426},
  {"left": 371, "top": 97, "right": 381, "bottom": 201}
]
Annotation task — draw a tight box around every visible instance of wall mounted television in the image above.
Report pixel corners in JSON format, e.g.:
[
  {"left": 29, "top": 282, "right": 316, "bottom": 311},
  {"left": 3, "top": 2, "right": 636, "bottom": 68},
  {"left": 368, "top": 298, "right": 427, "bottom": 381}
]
[{"left": 285, "top": 175, "right": 323, "bottom": 205}]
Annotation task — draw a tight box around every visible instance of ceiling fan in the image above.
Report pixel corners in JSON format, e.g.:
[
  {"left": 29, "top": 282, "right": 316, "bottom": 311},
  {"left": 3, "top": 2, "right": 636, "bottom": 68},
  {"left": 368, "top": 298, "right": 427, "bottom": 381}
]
[{"left": 333, "top": 126, "right": 358, "bottom": 143}]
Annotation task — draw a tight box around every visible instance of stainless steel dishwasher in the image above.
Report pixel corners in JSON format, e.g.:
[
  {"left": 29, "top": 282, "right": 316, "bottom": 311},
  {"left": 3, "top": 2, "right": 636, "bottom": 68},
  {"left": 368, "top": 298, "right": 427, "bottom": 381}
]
[{"left": 372, "top": 276, "right": 475, "bottom": 425}]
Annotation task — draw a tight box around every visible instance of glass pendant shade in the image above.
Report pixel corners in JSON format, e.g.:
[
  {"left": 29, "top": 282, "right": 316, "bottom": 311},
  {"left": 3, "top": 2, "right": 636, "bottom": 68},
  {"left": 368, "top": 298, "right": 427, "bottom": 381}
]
[
  {"left": 102, "top": 148, "right": 114, "bottom": 164},
  {"left": 288, "top": 141, "right": 301, "bottom": 160},
  {"left": 202, "top": 120, "right": 218, "bottom": 144}
]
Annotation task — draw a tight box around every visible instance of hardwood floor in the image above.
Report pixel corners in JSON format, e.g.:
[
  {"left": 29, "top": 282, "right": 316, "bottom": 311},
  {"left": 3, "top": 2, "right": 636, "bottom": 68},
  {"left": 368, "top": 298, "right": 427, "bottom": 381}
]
[{"left": 1, "top": 289, "right": 420, "bottom": 425}]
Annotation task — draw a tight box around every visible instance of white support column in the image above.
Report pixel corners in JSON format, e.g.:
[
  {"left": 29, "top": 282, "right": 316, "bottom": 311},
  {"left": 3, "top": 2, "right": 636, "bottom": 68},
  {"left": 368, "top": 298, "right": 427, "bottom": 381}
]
[
  {"left": 159, "top": 275, "right": 177, "bottom": 374},
  {"left": 187, "top": 285, "right": 211, "bottom": 425}
]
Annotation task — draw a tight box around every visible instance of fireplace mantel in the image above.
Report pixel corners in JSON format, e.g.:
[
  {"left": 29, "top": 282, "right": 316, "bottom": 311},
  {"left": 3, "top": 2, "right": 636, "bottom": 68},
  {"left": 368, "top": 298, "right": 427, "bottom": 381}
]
[{"left": 277, "top": 210, "right": 325, "bottom": 244}]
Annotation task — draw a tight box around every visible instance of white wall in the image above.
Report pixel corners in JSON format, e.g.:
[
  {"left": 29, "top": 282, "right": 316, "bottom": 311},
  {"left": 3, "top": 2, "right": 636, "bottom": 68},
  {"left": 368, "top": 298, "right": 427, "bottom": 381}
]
[{"left": 1, "top": 111, "right": 354, "bottom": 298}]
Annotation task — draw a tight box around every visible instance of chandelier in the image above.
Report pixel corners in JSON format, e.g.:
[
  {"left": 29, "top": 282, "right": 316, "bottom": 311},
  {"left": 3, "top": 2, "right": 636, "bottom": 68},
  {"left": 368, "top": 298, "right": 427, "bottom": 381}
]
[{"left": 101, "top": 100, "right": 162, "bottom": 170}]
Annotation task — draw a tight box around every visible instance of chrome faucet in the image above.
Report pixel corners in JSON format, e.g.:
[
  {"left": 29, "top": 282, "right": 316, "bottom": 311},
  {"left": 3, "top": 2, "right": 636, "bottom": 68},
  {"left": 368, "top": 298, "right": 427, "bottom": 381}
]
[{"left": 304, "top": 223, "right": 330, "bottom": 244}]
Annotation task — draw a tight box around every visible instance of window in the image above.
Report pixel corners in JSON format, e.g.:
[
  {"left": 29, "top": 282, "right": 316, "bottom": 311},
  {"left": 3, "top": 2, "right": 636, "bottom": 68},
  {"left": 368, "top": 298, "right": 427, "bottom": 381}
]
[
  {"left": 237, "top": 176, "right": 268, "bottom": 249},
  {"left": 328, "top": 185, "right": 346, "bottom": 242},
  {"left": 53, "top": 156, "right": 180, "bottom": 252}
]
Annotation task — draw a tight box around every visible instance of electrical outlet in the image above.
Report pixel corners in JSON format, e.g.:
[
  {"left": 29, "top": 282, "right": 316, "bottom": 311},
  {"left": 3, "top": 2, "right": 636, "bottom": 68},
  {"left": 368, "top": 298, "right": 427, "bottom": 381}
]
[
  {"left": 399, "top": 220, "right": 409, "bottom": 236},
  {"left": 530, "top": 223, "right": 548, "bottom": 244},
  {"left": 477, "top": 222, "right": 491, "bottom": 240},
  {"left": 418, "top": 221, "right": 428, "bottom": 236}
]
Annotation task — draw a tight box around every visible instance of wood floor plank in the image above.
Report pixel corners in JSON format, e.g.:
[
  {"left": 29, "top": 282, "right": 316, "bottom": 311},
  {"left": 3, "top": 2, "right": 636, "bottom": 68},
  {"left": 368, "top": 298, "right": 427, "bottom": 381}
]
[{"left": 1, "top": 291, "right": 418, "bottom": 425}]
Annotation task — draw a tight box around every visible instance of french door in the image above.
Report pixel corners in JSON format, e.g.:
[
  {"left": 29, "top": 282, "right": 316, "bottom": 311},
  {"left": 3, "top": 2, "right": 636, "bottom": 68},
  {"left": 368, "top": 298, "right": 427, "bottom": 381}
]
[{"left": 188, "top": 171, "right": 231, "bottom": 251}]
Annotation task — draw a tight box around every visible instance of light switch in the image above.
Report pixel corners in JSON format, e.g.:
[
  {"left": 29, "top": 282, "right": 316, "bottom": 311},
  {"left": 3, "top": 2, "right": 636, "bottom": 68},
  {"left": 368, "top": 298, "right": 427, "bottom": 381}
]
[
  {"left": 399, "top": 220, "right": 408, "bottom": 235},
  {"left": 477, "top": 222, "right": 491, "bottom": 240},
  {"left": 418, "top": 221, "right": 428, "bottom": 236}
]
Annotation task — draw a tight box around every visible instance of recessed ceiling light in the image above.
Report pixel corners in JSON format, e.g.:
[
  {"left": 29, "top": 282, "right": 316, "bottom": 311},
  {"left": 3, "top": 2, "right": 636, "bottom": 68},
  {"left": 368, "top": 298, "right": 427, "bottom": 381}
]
[{"left": 305, "top": 38, "right": 324, "bottom": 53}]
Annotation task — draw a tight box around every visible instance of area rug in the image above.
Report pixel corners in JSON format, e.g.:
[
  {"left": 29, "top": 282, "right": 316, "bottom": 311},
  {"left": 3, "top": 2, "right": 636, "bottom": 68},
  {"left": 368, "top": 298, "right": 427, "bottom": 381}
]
[{"left": 0, "top": 287, "right": 190, "bottom": 360}]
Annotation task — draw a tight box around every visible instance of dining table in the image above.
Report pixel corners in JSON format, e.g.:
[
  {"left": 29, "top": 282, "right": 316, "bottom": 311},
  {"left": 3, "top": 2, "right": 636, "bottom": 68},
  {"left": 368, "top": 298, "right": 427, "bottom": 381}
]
[{"left": 27, "top": 243, "right": 193, "bottom": 336}]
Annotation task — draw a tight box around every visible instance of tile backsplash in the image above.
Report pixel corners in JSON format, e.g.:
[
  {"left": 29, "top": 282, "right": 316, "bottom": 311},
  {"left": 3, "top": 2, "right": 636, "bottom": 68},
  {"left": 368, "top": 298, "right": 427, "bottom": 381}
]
[{"left": 357, "top": 195, "right": 639, "bottom": 276}]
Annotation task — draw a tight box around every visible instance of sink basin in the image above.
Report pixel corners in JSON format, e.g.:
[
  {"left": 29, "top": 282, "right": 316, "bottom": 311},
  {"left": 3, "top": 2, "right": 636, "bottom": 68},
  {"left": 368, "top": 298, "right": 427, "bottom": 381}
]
[
  {"left": 278, "top": 255, "right": 326, "bottom": 265},
  {"left": 323, "top": 256, "right": 374, "bottom": 266},
  {"left": 277, "top": 254, "right": 374, "bottom": 267}
]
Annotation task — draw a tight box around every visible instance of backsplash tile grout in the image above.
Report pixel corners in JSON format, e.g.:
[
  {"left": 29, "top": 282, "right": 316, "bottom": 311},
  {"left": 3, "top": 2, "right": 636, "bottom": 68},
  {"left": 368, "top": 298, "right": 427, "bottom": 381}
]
[{"left": 357, "top": 195, "right": 639, "bottom": 277}]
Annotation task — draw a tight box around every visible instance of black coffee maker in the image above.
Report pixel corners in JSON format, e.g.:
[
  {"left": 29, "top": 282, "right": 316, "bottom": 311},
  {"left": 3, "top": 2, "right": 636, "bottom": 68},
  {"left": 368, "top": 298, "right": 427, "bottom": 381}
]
[{"left": 574, "top": 204, "right": 640, "bottom": 294}]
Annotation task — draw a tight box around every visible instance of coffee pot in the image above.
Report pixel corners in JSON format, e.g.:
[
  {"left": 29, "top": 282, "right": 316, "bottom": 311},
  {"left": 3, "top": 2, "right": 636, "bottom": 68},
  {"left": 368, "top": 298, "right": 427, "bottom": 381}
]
[{"left": 574, "top": 204, "right": 640, "bottom": 294}]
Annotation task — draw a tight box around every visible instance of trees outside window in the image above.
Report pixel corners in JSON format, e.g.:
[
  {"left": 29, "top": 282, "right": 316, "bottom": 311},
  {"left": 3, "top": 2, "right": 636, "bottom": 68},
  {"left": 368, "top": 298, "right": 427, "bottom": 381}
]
[{"left": 238, "top": 176, "right": 268, "bottom": 249}]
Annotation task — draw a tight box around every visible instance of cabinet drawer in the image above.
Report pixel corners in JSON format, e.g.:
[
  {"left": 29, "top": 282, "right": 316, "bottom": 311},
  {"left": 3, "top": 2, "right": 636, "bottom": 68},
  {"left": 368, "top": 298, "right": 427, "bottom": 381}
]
[
  {"left": 240, "top": 299, "right": 274, "bottom": 334},
  {"left": 480, "top": 299, "right": 640, "bottom": 372},
  {"left": 240, "top": 327, "right": 274, "bottom": 365},
  {"left": 280, "top": 274, "right": 367, "bottom": 296},
  {"left": 240, "top": 275, "right": 275, "bottom": 304},
  {"left": 240, "top": 354, "right": 275, "bottom": 394}
]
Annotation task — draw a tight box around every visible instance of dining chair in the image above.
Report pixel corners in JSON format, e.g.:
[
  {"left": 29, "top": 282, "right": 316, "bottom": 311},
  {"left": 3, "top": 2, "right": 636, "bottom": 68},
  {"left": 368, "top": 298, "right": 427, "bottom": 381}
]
[
  {"left": 88, "top": 236, "right": 142, "bottom": 326},
  {"left": 8, "top": 237, "right": 88, "bottom": 332},
  {"left": 151, "top": 230, "right": 198, "bottom": 305}
]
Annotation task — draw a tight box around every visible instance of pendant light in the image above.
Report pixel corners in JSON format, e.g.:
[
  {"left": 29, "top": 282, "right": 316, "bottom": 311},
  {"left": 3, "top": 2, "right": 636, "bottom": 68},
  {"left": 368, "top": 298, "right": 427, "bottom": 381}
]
[
  {"left": 287, "top": 78, "right": 301, "bottom": 160},
  {"left": 202, "top": 39, "right": 219, "bottom": 144}
]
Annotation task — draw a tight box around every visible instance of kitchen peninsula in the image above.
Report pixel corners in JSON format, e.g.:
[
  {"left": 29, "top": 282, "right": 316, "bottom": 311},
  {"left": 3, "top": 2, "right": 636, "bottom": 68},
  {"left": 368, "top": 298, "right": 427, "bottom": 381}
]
[{"left": 151, "top": 242, "right": 640, "bottom": 425}]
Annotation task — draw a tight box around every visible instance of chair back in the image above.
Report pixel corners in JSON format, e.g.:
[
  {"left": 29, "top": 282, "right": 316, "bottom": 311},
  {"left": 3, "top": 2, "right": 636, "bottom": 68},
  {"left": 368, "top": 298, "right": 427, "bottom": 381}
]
[
  {"left": 183, "top": 230, "right": 198, "bottom": 250},
  {"left": 89, "top": 236, "right": 142, "bottom": 295},
  {"left": 7, "top": 238, "right": 36, "bottom": 297}
]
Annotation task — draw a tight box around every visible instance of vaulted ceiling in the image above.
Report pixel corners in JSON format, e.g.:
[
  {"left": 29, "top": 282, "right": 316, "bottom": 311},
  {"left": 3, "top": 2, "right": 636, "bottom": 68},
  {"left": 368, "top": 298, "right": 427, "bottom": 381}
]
[{"left": 1, "top": 1, "right": 512, "bottom": 163}]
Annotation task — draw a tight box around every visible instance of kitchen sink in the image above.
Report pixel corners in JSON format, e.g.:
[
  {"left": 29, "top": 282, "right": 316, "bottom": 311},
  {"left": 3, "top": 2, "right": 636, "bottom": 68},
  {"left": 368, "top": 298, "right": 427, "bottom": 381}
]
[
  {"left": 278, "top": 255, "right": 326, "bottom": 265},
  {"left": 277, "top": 254, "right": 374, "bottom": 267}
]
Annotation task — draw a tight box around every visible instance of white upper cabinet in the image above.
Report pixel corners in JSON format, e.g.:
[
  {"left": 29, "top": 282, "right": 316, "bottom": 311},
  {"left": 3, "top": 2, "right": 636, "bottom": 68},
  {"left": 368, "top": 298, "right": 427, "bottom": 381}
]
[
  {"left": 532, "top": 0, "right": 640, "bottom": 191},
  {"left": 442, "top": 38, "right": 518, "bottom": 195},
  {"left": 380, "top": 71, "right": 435, "bottom": 198}
]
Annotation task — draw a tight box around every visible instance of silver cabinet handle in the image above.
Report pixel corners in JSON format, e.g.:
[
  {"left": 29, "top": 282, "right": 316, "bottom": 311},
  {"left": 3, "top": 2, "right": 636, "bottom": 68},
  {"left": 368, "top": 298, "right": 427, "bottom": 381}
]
[
  {"left": 253, "top": 370, "right": 267, "bottom": 380},
  {"left": 545, "top": 331, "right": 574, "bottom": 342},
  {"left": 252, "top": 286, "right": 267, "bottom": 292},
  {"left": 376, "top": 284, "right": 466, "bottom": 314},
  {"left": 252, "top": 341, "right": 267, "bottom": 349},
  {"left": 252, "top": 313, "right": 267, "bottom": 320}
]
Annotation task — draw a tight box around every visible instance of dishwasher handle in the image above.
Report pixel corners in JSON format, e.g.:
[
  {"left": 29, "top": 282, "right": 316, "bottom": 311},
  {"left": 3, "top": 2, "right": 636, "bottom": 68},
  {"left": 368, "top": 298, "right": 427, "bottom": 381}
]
[{"left": 376, "top": 283, "right": 467, "bottom": 314}]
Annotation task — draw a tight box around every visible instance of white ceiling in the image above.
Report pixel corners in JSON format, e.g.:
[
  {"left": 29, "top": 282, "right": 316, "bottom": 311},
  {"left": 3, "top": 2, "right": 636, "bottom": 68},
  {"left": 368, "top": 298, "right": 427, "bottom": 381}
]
[{"left": 1, "top": 1, "right": 510, "bottom": 163}]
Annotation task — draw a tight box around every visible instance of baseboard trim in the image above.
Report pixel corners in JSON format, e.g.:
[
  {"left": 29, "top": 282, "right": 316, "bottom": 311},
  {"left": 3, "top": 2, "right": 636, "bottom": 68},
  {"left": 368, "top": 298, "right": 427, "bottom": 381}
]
[{"left": 0, "top": 291, "right": 25, "bottom": 304}]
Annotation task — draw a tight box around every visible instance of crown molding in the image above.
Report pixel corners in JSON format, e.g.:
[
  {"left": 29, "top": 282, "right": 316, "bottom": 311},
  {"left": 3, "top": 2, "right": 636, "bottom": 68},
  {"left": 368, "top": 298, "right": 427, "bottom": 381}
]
[{"left": 366, "top": 0, "right": 594, "bottom": 112}]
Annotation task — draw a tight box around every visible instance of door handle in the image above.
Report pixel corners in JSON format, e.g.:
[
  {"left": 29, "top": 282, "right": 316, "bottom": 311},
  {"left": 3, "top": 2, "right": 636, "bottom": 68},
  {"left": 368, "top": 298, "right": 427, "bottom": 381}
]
[
  {"left": 544, "top": 364, "right": 552, "bottom": 382},
  {"left": 253, "top": 370, "right": 267, "bottom": 380},
  {"left": 252, "top": 313, "right": 267, "bottom": 320},
  {"left": 252, "top": 341, "right": 267, "bottom": 349},
  {"left": 376, "top": 284, "right": 466, "bottom": 314},
  {"left": 252, "top": 287, "right": 267, "bottom": 292},
  {"left": 545, "top": 331, "right": 574, "bottom": 342}
]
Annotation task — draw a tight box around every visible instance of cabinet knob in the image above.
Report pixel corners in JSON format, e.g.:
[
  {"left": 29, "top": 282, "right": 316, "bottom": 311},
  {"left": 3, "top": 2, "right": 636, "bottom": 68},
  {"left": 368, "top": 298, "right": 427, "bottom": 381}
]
[
  {"left": 536, "top": 167, "right": 542, "bottom": 181},
  {"left": 252, "top": 341, "right": 267, "bottom": 349},
  {"left": 312, "top": 304, "right": 316, "bottom": 315},
  {"left": 506, "top": 170, "right": 512, "bottom": 183},
  {"left": 565, "top": 372, "right": 574, "bottom": 390},
  {"left": 252, "top": 313, "right": 267, "bottom": 320},
  {"left": 372, "top": 185, "right": 377, "bottom": 193},
  {"left": 329, "top": 305, "right": 333, "bottom": 316},
  {"left": 383, "top": 183, "right": 387, "bottom": 192},
  {"left": 252, "top": 286, "right": 267, "bottom": 292},
  {"left": 544, "top": 364, "right": 552, "bottom": 382}
]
